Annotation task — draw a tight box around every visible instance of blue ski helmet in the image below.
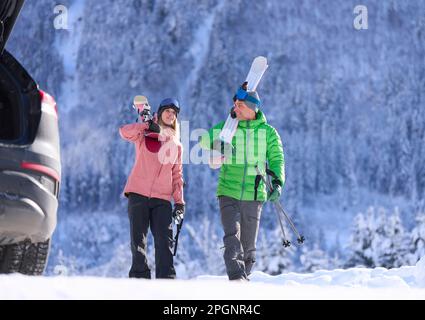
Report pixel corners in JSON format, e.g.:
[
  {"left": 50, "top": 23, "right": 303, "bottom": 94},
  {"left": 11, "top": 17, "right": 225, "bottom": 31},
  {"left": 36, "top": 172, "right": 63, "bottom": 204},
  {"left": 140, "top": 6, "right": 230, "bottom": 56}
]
[
  {"left": 158, "top": 98, "right": 180, "bottom": 118},
  {"left": 233, "top": 88, "right": 261, "bottom": 110}
]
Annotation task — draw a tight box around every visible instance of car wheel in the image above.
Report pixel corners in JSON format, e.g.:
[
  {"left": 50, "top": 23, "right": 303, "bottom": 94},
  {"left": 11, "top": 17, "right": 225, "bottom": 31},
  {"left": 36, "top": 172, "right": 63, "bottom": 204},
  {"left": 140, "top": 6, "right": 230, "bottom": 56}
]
[{"left": 0, "top": 239, "right": 50, "bottom": 275}]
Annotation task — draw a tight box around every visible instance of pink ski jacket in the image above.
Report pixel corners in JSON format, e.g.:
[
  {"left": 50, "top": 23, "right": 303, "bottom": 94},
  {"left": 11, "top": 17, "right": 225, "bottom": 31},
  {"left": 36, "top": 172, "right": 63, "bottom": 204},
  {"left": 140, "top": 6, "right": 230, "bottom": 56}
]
[{"left": 119, "top": 122, "right": 184, "bottom": 205}]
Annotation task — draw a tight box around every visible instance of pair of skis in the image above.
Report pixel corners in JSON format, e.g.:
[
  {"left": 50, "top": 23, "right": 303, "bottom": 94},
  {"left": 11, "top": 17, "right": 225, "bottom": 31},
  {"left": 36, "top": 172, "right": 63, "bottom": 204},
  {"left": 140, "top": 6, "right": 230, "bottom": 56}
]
[
  {"left": 133, "top": 95, "right": 153, "bottom": 123},
  {"left": 209, "top": 56, "right": 269, "bottom": 169}
]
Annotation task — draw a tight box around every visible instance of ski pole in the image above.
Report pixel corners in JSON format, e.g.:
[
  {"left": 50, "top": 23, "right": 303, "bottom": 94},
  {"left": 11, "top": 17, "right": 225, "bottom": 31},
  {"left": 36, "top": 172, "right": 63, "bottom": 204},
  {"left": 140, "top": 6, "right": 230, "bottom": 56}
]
[
  {"left": 274, "top": 198, "right": 305, "bottom": 245},
  {"left": 263, "top": 168, "right": 304, "bottom": 243},
  {"left": 173, "top": 217, "right": 184, "bottom": 256},
  {"left": 274, "top": 202, "right": 291, "bottom": 247},
  {"left": 255, "top": 166, "right": 291, "bottom": 247},
  {"left": 255, "top": 166, "right": 305, "bottom": 245}
]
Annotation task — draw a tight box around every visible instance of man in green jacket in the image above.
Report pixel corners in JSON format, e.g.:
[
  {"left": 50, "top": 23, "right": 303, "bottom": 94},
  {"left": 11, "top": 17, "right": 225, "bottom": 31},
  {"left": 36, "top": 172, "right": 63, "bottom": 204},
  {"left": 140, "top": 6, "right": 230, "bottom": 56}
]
[{"left": 200, "top": 86, "right": 285, "bottom": 281}]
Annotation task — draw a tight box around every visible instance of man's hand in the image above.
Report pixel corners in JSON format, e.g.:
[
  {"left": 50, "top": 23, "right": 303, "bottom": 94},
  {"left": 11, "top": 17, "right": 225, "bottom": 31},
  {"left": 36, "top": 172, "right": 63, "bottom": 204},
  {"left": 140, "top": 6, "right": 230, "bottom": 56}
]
[
  {"left": 267, "top": 180, "right": 282, "bottom": 202},
  {"left": 173, "top": 203, "right": 185, "bottom": 224}
]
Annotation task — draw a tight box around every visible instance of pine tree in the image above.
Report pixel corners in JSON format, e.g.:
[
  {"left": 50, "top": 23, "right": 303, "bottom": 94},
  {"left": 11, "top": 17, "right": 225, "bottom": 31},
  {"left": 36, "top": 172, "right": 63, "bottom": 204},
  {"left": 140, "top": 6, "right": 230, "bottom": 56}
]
[
  {"left": 374, "top": 208, "right": 409, "bottom": 268},
  {"left": 408, "top": 212, "right": 425, "bottom": 265},
  {"left": 183, "top": 215, "right": 225, "bottom": 277},
  {"left": 257, "top": 227, "right": 295, "bottom": 275},
  {"left": 300, "top": 242, "right": 331, "bottom": 273},
  {"left": 347, "top": 207, "right": 409, "bottom": 269},
  {"left": 346, "top": 210, "right": 375, "bottom": 267}
]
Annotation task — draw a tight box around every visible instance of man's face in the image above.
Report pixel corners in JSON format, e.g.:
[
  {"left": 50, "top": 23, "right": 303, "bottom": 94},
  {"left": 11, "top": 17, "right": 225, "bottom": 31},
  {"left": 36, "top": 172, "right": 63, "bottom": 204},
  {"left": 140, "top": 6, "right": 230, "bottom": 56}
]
[{"left": 233, "top": 100, "right": 255, "bottom": 120}]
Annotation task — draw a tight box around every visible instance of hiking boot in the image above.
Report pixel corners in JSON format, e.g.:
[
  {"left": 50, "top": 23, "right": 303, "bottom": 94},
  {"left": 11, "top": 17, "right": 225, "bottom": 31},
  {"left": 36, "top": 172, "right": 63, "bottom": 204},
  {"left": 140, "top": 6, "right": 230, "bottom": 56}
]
[{"left": 230, "top": 275, "right": 249, "bottom": 282}]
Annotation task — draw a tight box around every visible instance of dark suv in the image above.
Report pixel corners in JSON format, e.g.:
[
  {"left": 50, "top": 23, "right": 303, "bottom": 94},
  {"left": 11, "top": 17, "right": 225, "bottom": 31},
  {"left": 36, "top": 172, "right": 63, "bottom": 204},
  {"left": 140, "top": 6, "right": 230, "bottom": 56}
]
[{"left": 0, "top": 0, "right": 61, "bottom": 275}]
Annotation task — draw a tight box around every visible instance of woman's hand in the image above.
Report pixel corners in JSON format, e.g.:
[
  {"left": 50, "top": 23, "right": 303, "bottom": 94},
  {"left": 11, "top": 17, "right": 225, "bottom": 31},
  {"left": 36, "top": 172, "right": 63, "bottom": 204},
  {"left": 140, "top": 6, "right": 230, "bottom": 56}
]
[
  {"left": 173, "top": 204, "right": 185, "bottom": 224},
  {"left": 148, "top": 120, "right": 160, "bottom": 133}
]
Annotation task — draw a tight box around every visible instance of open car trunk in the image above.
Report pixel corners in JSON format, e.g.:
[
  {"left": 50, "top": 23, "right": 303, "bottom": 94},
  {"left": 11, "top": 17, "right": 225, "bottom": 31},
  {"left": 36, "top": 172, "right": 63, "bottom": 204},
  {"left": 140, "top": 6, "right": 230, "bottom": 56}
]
[
  {"left": 0, "top": 83, "right": 21, "bottom": 140},
  {"left": 0, "top": 0, "right": 41, "bottom": 144},
  {"left": 0, "top": 0, "right": 39, "bottom": 144},
  {"left": 0, "top": 50, "right": 41, "bottom": 145},
  {"left": 0, "top": 0, "right": 25, "bottom": 54}
]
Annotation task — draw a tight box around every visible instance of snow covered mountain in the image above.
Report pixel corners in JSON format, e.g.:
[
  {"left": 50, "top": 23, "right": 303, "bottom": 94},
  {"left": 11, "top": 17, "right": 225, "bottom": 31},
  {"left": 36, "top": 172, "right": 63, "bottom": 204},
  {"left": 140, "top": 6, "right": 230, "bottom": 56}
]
[{"left": 5, "top": 0, "right": 425, "bottom": 276}]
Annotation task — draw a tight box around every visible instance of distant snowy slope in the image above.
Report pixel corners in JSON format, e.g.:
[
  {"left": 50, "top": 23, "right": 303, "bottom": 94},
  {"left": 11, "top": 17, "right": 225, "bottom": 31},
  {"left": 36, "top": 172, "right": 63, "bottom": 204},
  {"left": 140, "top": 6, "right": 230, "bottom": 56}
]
[{"left": 2, "top": 258, "right": 425, "bottom": 300}]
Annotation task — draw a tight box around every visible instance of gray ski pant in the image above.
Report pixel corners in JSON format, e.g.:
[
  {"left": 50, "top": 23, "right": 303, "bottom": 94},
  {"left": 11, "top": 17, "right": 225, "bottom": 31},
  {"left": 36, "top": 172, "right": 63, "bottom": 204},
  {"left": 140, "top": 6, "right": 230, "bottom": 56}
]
[{"left": 218, "top": 196, "right": 263, "bottom": 280}]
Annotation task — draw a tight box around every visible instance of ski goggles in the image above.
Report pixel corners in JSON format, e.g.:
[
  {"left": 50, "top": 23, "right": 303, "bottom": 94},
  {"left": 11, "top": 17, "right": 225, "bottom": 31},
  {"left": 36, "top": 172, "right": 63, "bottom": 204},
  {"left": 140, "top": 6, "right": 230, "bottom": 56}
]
[{"left": 233, "top": 88, "right": 261, "bottom": 106}]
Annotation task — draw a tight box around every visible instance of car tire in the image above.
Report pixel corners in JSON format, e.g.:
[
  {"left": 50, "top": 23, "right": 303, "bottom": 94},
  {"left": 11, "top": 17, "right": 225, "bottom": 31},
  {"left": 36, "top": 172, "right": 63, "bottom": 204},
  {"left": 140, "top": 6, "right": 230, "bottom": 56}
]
[{"left": 0, "top": 239, "right": 50, "bottom": 275}]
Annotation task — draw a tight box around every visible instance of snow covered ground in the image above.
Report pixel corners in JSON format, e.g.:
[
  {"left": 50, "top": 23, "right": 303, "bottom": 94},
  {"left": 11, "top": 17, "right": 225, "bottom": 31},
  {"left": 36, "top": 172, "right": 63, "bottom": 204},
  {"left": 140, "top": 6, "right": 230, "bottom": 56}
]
[{"left": 2, "top": 257, "right": 425, "bottom": 300}]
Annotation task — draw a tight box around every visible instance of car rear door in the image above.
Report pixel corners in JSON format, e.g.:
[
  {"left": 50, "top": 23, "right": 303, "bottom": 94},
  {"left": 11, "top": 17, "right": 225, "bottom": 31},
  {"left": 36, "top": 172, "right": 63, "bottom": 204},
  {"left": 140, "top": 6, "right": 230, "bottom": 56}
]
[{"left": 0, "top": 0, "right": 25, "bottom": 54}]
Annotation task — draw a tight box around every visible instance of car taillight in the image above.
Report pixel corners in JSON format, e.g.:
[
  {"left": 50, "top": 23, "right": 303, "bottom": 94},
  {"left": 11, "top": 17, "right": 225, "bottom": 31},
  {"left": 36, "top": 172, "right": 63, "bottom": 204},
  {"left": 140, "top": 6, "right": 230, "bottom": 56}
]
[
  {"left": 21, "top": 161, "right": 60, "bottom": 182},
  {"left": 39, "top": 90, "right": 58, "bottom": 119}
]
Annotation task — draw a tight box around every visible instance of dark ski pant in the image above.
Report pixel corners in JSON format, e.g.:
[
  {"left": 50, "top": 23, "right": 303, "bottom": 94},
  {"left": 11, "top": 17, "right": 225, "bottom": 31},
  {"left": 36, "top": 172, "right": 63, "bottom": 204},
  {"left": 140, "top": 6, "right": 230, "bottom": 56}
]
[
  {"left": 127, "top": 193, "right": 176, "bottom": 279},
  {"left": 218, "top": 196, "right": 263, "bottom": 280}
]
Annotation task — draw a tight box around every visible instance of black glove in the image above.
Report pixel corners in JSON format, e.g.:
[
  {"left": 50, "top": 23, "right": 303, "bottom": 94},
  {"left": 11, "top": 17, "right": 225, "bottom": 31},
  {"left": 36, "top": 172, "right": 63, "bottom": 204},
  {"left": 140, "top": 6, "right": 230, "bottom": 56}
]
[
  {"left": 230, "top": 107, "right": 237, "bottom": 119},
  {"left": 147, "top": 120, "right": 160, "bottom": 133},
  {"left": 173, "top": 203, "right": 185, "bottom": 224}
]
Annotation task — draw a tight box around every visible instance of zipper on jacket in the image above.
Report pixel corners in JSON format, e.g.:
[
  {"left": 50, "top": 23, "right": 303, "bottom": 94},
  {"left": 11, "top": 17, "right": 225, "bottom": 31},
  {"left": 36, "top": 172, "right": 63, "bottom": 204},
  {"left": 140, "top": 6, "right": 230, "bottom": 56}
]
[
  {"left": 240, "top": 121, "right": 250, "bottom": 200},
  {"left": 149, "top": 162, "right": 164, "bottom": 198}
]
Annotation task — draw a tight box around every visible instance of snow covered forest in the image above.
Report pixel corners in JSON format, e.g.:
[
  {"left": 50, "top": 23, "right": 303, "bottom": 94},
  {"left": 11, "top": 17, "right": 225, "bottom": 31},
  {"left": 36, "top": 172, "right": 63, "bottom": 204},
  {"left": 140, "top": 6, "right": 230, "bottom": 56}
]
[{"left": 5, "top": 0, "right": 425, "bottom": 277}]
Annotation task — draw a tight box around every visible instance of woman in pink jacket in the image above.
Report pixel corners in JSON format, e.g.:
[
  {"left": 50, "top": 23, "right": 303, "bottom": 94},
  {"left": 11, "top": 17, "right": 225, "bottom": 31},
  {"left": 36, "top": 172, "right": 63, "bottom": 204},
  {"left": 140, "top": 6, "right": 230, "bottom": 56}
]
[{"left": 119, "top": 98, "right": 184, "bottom": 279}]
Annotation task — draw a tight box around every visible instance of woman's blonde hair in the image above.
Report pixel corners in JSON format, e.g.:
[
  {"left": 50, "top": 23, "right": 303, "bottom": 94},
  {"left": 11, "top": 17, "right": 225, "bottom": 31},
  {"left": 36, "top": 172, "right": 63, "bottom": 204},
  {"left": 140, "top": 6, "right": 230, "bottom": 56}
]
[{"left": 158, "top": 115, "right": 180, "bottom": 141}]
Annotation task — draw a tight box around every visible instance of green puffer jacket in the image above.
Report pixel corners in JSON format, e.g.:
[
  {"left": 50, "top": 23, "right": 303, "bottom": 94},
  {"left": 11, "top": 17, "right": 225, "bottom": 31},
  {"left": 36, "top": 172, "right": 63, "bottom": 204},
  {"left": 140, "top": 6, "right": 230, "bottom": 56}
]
[{"left": 200, "top": 110, "right": 285, "bottom": 201}]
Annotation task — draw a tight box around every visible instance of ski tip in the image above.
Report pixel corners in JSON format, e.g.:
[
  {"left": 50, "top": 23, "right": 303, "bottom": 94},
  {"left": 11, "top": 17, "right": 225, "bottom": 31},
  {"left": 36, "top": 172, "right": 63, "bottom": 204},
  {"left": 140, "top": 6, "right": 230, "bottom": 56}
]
[
  {"left": 253, "top": 56, "right": 268, "bottom": 64},
  {"left": 134, "top": 95, "right": 149, "bottom": 105}
]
